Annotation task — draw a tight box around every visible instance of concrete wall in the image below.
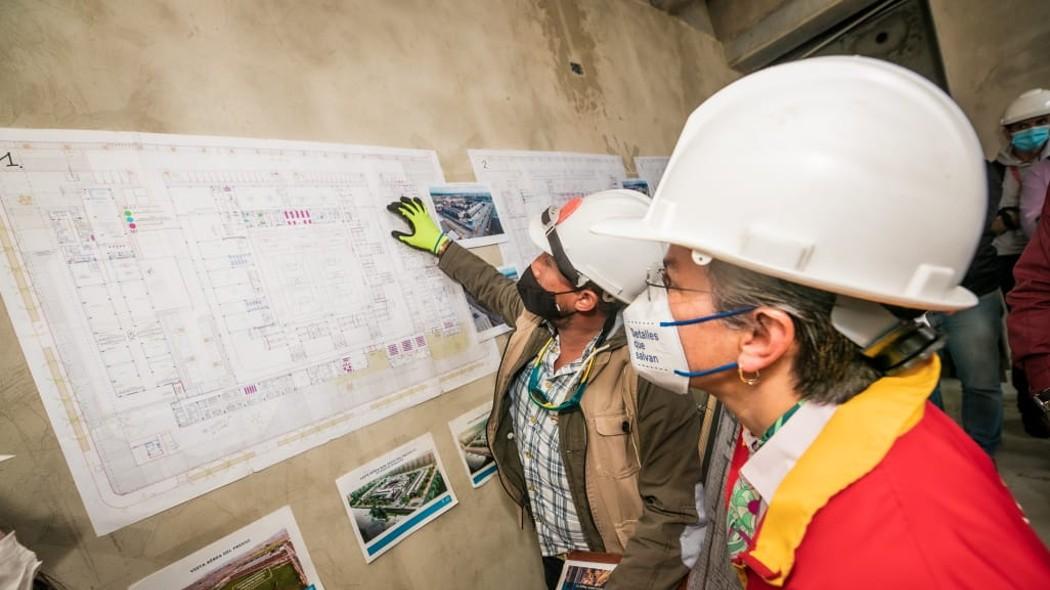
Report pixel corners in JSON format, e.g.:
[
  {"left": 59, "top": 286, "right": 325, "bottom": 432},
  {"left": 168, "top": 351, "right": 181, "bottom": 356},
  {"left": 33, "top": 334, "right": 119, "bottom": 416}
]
[
  {"left": 706, "top": 0, "right": 1050, "bottom": 155},
  {"left": 708, "top": 0, "right": 789, "bottom": 41},
  {"left": 705, "top": 0, "right": 879, "bottom": 70},
  {"left": 0, "top": 1, "right": 735, "bottom": 588},
  {"left": 929, "top": 0, "right": 1050, "bottom": 157}
]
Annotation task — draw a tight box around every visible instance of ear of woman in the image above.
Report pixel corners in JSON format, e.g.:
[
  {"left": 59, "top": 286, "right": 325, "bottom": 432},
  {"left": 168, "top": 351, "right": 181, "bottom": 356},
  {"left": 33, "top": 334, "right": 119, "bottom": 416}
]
[{"left": 736, "top": 307, "right": 796, "bottom": 376}]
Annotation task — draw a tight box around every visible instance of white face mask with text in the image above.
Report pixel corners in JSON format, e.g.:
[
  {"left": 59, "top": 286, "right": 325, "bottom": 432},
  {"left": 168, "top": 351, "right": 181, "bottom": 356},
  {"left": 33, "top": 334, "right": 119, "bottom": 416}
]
[{"left": 622, "top": 286, "right": 753, "bottom": 394}]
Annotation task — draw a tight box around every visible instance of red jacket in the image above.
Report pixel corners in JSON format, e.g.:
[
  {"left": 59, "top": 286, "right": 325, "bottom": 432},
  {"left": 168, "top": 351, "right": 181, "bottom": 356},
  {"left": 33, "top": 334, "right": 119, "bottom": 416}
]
[
  {"left": 1008, "top": 186, "right": 1050, "bottom": 392},
  {"left": 726, "top": 360, "right": 1050, "bottom": 589}
]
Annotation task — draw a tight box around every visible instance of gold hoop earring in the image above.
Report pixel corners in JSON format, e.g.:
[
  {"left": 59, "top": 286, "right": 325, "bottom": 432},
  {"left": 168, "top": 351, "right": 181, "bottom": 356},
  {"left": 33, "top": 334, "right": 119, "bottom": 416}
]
[{"left": 738, "top": 367, "right": 760, "bottom": 386}]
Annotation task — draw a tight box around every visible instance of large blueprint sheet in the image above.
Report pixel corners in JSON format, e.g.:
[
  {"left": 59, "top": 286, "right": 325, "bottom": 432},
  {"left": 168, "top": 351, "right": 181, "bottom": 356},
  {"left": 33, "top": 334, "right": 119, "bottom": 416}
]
[
  {"left": 0, "top": 129, "right": 497, "bottom": 535},
  {"left": 468, "top": 150, "right": 625, "bottom": 271}
]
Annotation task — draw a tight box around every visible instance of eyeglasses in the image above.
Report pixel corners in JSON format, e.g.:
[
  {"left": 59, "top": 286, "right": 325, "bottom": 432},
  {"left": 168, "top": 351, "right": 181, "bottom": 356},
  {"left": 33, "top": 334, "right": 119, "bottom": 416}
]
[{"left": 644, "top": 267, "right": 711, "bottom": 296}]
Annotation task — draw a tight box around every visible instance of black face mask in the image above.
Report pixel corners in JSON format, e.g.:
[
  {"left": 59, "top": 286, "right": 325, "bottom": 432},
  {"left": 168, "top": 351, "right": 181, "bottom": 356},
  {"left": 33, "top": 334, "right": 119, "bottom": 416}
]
[{"left": 516, "top": 267, "right": 577, "bottom": 322}]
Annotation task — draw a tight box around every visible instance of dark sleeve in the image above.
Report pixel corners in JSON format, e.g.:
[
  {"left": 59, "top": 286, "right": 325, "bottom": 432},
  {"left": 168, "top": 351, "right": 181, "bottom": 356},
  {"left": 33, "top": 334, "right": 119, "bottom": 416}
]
[
  {"left": 960, "top": 161, "right": 1003, "bottom": 295},
  {"left": 1007, "top": 194, "right": 1050, "bottom": 392},
  {"left": 437, "top": 241, "right": 524, "bottom": 325},
  {"left": 607, "top": 379, "right": 703, "bottom": 590}
]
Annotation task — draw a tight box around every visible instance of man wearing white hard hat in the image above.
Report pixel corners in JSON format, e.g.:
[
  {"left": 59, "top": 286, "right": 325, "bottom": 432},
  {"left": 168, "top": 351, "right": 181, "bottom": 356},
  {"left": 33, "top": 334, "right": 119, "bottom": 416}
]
[
  {"left": 995, "top": 88, "right": 1050, "bottom": 437},
  {"left": 595, "top": 57, "right": 1050, "bottom": 588},
  {"left": 388, "top": 191, "right": 704, "bottom": 590}
]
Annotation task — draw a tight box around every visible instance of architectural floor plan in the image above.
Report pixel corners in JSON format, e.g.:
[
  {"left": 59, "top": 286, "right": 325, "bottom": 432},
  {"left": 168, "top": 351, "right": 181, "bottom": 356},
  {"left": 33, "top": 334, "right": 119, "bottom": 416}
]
[
  {"left": 0, "top": 129, "right": 496, "bottom": 535},
  {"left": 468, "top": 149, "right": 626, "bottom": 271}
]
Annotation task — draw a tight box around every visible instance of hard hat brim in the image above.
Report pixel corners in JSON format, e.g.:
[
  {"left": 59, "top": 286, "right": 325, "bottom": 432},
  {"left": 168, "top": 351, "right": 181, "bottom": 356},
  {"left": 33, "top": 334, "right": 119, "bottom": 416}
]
[
  {"left": 591, "top": 217, "right": 662, "bottom": 246},
  {"left": 592, "top": 218, "right": 979, "bottom": 312}
]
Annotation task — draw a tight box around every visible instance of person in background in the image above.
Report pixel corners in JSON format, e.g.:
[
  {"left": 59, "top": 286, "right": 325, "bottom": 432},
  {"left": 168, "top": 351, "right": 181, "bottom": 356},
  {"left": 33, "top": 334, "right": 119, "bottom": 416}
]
[
  {"left": 927, "top": 160, "right": 1006, "bottom": 455},
  {"left": 1019, "top": 157, "right": 1050, "bottom": 240},
  {"left": 1008, "top": 165, "right": 1050, "bottom": 437},
  {"left": 594, "top": 56, "right": 1050, "bottom": 588},
  {"left": 388, "top": 190, "right": 704, "bottom": 590},
  {"left": 992, "top": 88, "right": 1050, "bottom": 289},
  {"left": 992, "top": 88, "right": 1050, "bottom": 437}
]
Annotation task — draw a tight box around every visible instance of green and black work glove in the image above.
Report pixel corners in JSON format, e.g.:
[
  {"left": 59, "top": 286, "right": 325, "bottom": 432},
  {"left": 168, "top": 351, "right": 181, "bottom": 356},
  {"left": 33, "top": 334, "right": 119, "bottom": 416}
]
[{"left": 386, "top": 196, "right": 450, "bottom": 255}]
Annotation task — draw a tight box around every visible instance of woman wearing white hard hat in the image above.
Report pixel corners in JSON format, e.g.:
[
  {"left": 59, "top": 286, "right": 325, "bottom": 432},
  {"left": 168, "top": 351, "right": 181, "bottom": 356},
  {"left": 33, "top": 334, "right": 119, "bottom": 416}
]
[{"left": 594, "top": 57, "right": 1050, "bottom": 588}]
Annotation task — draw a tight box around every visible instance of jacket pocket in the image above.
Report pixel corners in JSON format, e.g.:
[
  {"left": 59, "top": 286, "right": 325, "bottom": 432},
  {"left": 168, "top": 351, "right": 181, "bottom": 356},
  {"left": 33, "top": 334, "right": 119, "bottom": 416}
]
[
  {"left": 591, "top": 413, "right": 641, "bottom": 478},
  {"left": 614, "top": 518, "right": 639, "bottom": 551}
]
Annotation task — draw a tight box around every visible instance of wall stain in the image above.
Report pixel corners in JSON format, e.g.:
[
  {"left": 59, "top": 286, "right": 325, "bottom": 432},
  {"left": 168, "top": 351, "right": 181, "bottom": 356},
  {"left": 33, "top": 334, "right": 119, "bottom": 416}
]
[{"left": 531, "top": 0, "right": 607, "bottom": 117}]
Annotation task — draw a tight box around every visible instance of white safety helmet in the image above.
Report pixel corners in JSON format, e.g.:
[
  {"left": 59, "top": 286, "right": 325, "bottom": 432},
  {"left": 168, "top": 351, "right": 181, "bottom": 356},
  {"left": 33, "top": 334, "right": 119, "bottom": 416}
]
[
  {"left": 593, "top": 56, "right": 985, "bottom": 312},
  {"left": 528, "top": 190, "right": 665, "bottom": 303},
  {"left": 1001, "top": 88, "right": 1050, "bottom": 126}
]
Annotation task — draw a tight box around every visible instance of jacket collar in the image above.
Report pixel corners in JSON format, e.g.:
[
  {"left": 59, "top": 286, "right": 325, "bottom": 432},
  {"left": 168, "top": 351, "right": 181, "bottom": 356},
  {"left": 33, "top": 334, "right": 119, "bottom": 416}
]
[{"left": 740, "top": 356, "right": 941, "bottom": 586}]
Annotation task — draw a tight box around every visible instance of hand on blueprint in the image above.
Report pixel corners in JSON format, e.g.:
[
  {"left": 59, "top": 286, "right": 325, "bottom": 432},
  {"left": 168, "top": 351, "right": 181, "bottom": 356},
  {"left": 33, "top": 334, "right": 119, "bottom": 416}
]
[{"left": 387, "top": 196, "right": 450, "bottom": 255}]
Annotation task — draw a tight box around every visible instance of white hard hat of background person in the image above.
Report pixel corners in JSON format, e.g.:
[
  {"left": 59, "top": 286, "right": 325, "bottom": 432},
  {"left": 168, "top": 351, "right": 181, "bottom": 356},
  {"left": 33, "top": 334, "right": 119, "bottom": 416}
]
[
  {"left": 593, "top": 56, "right": 986, "bottom": 389},
  {"left": 528, "top": 189, "right": 666, "bottom": 304},
  {"left": 1001, "top": 88, "right": 1050, "bottom": 154}
]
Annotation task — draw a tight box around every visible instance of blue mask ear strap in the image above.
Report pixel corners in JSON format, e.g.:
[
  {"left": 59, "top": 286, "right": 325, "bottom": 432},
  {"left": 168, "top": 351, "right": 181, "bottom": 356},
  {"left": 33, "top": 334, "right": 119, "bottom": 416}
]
[
  {"left": 675, "top": 361, "right": 738, "bottom": 378},
  {"left": 660, "top": 306, "right": 754, "bottom": 327}
]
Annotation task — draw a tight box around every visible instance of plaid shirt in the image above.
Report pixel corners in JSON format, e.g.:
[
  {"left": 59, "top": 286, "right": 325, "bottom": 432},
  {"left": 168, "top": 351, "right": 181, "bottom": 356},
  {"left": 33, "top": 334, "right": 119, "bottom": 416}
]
[{"left": 509, "top": 331, "right": 598, "bottom": 556}]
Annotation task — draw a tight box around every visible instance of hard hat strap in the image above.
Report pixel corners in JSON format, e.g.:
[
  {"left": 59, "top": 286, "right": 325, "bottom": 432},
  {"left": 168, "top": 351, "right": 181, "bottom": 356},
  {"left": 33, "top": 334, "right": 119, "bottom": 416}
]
[
  {"left": 541, "top": 206, "right": 589, "bottom": 289},
  {"left": 831, "top": 296, "right": 944, "bottom": 375},
  {"left": 860, "top": 319, "right": 944, "bottom": 375}
]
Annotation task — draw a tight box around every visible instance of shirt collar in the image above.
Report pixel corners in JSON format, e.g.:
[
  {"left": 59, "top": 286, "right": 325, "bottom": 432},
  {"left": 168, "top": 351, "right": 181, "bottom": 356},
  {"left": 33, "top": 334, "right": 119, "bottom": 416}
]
[
  {"left": 543, "top": 333, "right": 598, "bottom": 377},
  {"left": 740, "top": 402, "right": 838, "bottom": 502},
  {"left": 543, "top": 315, "right": 617, "bottom": 378}
]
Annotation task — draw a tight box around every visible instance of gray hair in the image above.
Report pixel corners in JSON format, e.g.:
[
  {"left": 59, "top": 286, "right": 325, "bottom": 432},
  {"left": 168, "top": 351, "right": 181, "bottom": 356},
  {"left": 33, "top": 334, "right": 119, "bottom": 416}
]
[{"left": 705, "top": 261, "right": 880, "bottom": 405}]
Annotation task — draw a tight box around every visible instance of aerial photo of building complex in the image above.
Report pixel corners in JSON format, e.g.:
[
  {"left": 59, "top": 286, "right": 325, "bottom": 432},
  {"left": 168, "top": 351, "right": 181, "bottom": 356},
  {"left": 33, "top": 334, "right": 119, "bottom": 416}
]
[
  {"left": 347, "top": 452, "right": 448, "bottom": 543},
  {"left": 182, "top": 529, "right": 313, "bottom": 590},
  {"left": 432, "top": 190, "right": 504, "bottom": 240}
]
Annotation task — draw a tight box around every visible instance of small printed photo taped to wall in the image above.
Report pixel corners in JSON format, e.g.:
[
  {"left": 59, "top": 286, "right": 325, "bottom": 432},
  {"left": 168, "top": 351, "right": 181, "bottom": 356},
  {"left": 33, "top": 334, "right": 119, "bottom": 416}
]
[{"left": 427, "top": 183, "right": 510, "bottom": 248}]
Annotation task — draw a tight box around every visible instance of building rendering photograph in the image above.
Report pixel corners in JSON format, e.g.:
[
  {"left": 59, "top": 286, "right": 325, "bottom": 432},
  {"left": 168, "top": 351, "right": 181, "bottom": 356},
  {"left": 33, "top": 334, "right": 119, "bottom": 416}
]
[
  {"left": 431, "top": 188, "right": 506, "bottom": 241},
  {"left": 184, "top": 530, "right": 313, "bottom": 590},
  {"left": 346, "top": 452, "right": 448, "bottom": 544}
]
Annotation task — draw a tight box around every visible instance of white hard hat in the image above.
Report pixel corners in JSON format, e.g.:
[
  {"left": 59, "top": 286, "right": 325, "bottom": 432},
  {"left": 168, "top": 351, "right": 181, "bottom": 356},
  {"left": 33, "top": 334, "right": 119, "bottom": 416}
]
[
  {"left": 528, "top": 190, "right": 665, "bottom": 303},
  {"left": 593, "top": 56, "right": 984, "bottom": 312},
  {"left": 1001, "top": 88, "right": 1050, "bottom": 126}
]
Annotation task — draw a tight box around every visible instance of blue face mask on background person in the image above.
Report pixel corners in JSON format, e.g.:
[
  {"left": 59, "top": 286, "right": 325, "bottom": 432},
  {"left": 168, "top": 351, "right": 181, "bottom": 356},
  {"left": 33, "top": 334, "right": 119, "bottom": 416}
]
[
  {"left": 622, "top": 286, "right": 753, "bottom": 394},
  {"left": 1011, "top": 125, "right": 1050, "bottom": 152}
]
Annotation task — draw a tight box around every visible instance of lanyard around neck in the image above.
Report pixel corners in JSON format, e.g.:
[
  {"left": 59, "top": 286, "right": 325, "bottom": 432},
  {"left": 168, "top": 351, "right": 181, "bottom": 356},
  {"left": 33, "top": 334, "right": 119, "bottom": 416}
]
[{"left": 526, "top": 337, "right": 598, "bottom": 412}]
